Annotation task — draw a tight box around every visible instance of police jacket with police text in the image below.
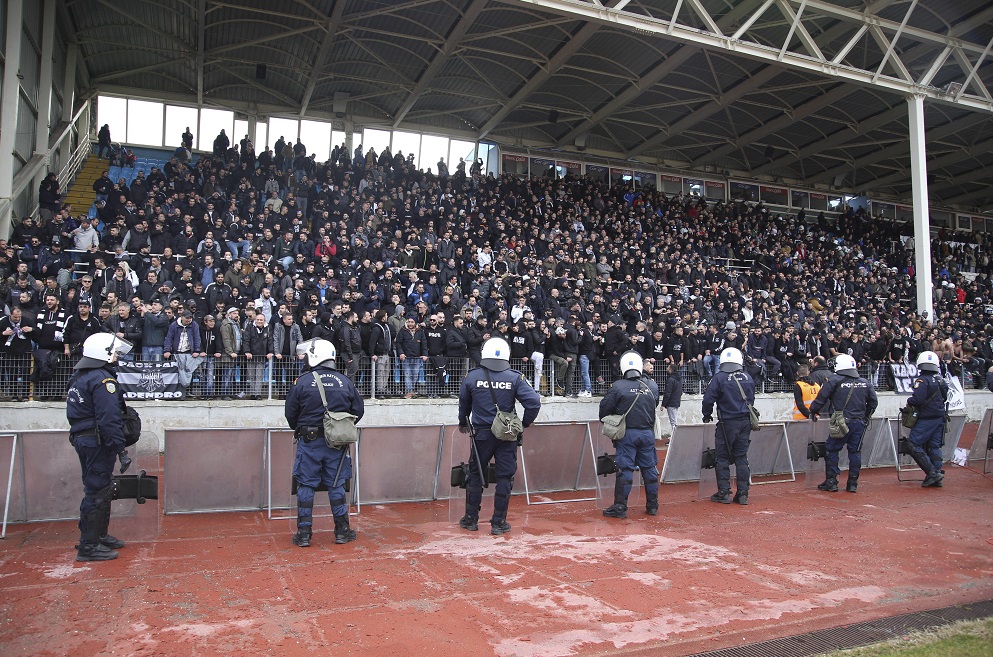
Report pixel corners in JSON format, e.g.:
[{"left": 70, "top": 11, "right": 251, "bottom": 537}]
[
  {"left": 284, "top": 365, "right": 364, "bottom": 431},
  {"left": 702, "top": 370, "right": 755, "bottom": 421},
  {"left": 600, "top": 376, "right": 660, "bottom": 431},
  {"left": 66, "top": 365, "right": 125, "bottom": 451},
  {"left": 459, "top": 366, "right": 541, "bottom": 430},
  {"left": 809, "top": 375, "right": 877, "bottom": 421},
  {"left": 907, "top": 372, "right": 947, "bottom": 419}
]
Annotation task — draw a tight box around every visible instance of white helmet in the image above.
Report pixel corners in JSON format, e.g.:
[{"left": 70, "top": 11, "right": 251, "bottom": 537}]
[
  {"left": 76, "top": 332, "right": 133, "bottom": 370},
  {"left": 620, "top": 351, "right": 643, "bottom": 379},
  {"left": 916, "top": 350, "right": 940, "bottom": 373},
  {"left": 719, "top": 347, "right": 744, "bottom": 372},
  {"left": 481, "top": 337, "right": 511, "bottom": 371},
  {"left": 296, "top": 338, "right": 336, "bottom": 369},
  {"left": 834, "top": 354, "right": 858, "bottom": 377}
]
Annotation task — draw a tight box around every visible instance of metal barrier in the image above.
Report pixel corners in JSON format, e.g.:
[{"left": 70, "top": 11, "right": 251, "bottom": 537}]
[
  {"left": 0, "top": 430, "right": 149, "bottom": 527},
  {"left": 163, "top": 428, "right": 266, "bottom": 514},
  {"left": 968, "top": 408, "right": 992, "bottom": 473}
]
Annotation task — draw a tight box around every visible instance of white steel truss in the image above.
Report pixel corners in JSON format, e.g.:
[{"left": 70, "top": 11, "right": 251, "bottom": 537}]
[{"left": 504, "top": 0, "right": 993, "bottom": 114}]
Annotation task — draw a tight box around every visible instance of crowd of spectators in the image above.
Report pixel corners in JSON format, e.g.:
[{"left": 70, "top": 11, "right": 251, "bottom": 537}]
[{"left": 1, "top": 127, "right": 992, "bottom": 401}]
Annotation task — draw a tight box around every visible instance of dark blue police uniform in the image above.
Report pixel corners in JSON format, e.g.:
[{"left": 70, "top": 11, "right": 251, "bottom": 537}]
[
  {"left": 284, "top": 366, "right": 364, "bottom": 540},
  {"left": 458, "top": 366, "right": 541, "bottom": 532},
  {"left": 906, "top": 371, "right": 948, "bottom": 476},
  {"left": 809, "top": 374, "right": 878, "bottom": 488},
  {"left": 599, "top": 375, "right": 660, "bottom": 516},
  {"left": 702, "top": 370, "right": 756, "bottom": 501},
  {"left": 67, "top": 366, "right": 126, "bottom": 552},
  {"left": 986, "top": 369, "right": 993, "bottom": 393}
]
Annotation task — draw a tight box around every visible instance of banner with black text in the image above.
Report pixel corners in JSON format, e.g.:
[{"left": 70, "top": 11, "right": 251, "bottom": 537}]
[{"left": 117, "top": 361, "right": 186, "bottom": 399}]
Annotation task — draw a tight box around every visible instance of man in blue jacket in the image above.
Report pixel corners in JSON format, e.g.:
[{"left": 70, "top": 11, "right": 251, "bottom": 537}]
[
  {"left": 458, "top": 337, "right": 541, "bottom": 535},
  {"left": 284, "top": 339, "right": 364, "bottom": 547},
  {"left": 903, "top": 351, "right": 948, "bottom": 488},
  {"left": 163, "top": 310, "right": 203, "bottom": 389},
  {"left": 702, "top": 347, "right": 756, "bottom": 505},
  {"left": 67, "top": 333, "right": 133, "bottom": 561}
]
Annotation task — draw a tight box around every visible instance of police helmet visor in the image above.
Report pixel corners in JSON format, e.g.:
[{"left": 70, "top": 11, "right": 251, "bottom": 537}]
[
  {"left": 109, "top": 337, "right": 134, "bottom": 357},
  {"left": 295, "top": 338, "right": 319, "bottom": 359}
]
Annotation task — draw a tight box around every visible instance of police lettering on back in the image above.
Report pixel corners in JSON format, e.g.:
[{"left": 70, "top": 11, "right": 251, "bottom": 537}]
[{"left": 476, "top": 380, "right": 513, "bottom": 390}]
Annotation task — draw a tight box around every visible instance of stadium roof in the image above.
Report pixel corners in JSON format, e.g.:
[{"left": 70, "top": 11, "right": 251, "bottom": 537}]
[{"left": 66, "top": 0, "right": 993, "bottom": 211}]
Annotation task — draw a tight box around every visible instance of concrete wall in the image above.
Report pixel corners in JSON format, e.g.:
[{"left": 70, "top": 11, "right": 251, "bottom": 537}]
[{"left": 3, "top": 390, "right": 990, "bottom": 451}]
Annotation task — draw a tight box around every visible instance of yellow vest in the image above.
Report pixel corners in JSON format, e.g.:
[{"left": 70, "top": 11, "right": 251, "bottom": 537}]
[{"left": 793, "top": 380, "right": 821, "bottom": 420}]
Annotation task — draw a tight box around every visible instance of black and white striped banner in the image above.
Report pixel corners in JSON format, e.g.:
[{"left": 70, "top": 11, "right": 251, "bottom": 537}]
[{"left": 117, "top": 361, "right": 186, "bottom": 399}]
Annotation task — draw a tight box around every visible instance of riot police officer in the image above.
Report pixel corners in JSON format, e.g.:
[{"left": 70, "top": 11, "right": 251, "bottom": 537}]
[
  {"left": 284, "top": 338, "right": 364, "bottom": 547},
  {"left": 702, "top": 347, "right": 755, "bottom": 505},
  {"left": 904, "top": 351, "right": 947, "bottom": 488},
  {"left": 458, "top": 337, "right": 541, "bottom": 535},
  {"left": 67, "top": 332, "right": 133, "bottom": 561},
  {"left": 600, "top": 351, "right": 661, "bottom": 518},
  {"left": 809, "top": 354, "right": 878, "bottom": 493}
]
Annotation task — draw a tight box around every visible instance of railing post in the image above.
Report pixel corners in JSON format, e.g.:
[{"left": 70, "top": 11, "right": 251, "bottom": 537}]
[
  {"left": 370, "top": 357, "right": 377, "bottom": 400},
  {"left": 267, "top": 355, "right": 273, "bottom": 401}
]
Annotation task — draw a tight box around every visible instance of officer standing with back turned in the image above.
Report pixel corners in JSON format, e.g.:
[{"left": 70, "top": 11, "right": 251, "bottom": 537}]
[
  {"left": 67, "top": 332, "right": 134, "bottom": 562},
  {"left": 600, "top": 351, "right": 661, "bottom": 518},
  {"left": 284, "top": 338, "right": 364, "bottom": 547},
  {"left": 903, "top": 350, "right": 947, "bottom": 488},
  {"left": 458, "top": 337, "right": 541, "bottom": 535},
  {"left": 702, "top": 347, "right": 755, "bottom": 505},
  {"left": 808, "top": 354, "right": 878, "bottom": 493}
]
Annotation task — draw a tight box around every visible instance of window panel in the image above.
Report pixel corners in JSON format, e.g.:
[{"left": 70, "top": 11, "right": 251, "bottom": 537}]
[
  {"left": 198, "top": 108, "right": 233, "bottom": 151},
  {"left": 165, "top": 105, "right": 198, "bottom": 150}
]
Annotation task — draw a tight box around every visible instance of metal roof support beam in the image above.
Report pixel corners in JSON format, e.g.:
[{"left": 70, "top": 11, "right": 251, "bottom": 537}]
[
  {"left": 216, "top": 64, "right": 300, "bottom": 108},
  {"left": 946, "top": 186, "right": 993, "bottom": 207},
  {"left": 94, "top": 0, "right": 193, "bottom": 54},
  {"left": 808, "top": 112, "right": 987, "bottom": 185},
  {"left": 690, "top": 82, "right": 844, "bottom": 168},
  {"left": 197, "top": 0, "right": 205, "bottom": 105},
  {"left": 862, "top": 134, "right": 993, "bottom": 192},
  {"left": 507, "top": 0, "right": 993, "bottom": 113},
  {"left": 775, "top": 0, "right": 823, "bottom": 61},
  {"left": 626, "top": 65, "right": 782, "bottom": 159},
  {"left": 552, "top": 0, "right": 759, "bottom": 148},
  {"left": 907, "top": 96, "right": 933, "bottom": 322},
  {"left": 62, "top": 42, "right": 78, "bottom": 122},
  {"left": 479, "top": 0, "right": 634, "bottom": 139},
  {"left": 392, "top": 0, "right": 487, "bottom": 127},
  {"left": 299, "top": 0, "right": 346, "bottom": 117},
  {"left": 207, "top": 25, "right": 323, "bottom": 57},
  {"left": 92, "top": 56, "right": 192, "bottom": 84},
  {"left": 751, "top": 104, "right": 904, "bottom": 176},
  {"left": 955, "top": 34, "right": 993, "bottom": 102},
  {"left": 871, "top": 0, "right": 917, "bottom": 83}
]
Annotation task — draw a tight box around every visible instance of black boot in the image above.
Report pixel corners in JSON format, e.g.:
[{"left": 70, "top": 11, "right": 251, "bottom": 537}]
[
  {"left": 817, "top": 463, "right": 838, "bottom": 491},
  {"left": 910, "top": 451, "right": 944, "bottom": 488},
  {"left": 333, "top": 515, "right": 356, "bottom": 544},
  {"left": 817, "top": 477, "right": 839, "bottom": 492},
  {"left": 98, "top": 495, "right": 125, "bottom": 549},
  {"left": 645, "top": 493, "right": 659, "bottom": 516},
  {"left": 846, "top": 473, "right": 859, "bottom": 493},
  {"left": 292, "top": 525, "right": 312, "bottom": 547},
  {"left": 490, "top": 519, "right": 512, "bottom": 535},
  {"left": 76, "top": 509, "right": 118, "bottom": 562},
  {"left": 710, "top": 490, "right": 732, "bottom": 504},
  {"left": 602, "top": 476, "right": 628, "bottom": 518},
  {"left": 458, "top": 515, "right": 478, "bottom": 531}
]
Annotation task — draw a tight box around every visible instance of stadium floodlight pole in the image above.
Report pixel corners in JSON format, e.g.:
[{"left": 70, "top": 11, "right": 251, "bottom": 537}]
[{"left": 907, "top": 94, "right": 934, "bottom": 324}]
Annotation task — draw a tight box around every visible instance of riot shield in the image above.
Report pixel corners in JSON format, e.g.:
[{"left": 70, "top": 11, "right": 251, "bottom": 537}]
[{"left": 448, "top": 428, "right": 495, "bottom": 524}]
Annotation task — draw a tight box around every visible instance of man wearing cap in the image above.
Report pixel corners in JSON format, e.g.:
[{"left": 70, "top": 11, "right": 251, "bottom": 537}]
[
  {"left": 63, "top": 298, "right": 103, "bottom": 358},
  {"left": 164, "top": 310, "right": 204, "bottom": 390}
]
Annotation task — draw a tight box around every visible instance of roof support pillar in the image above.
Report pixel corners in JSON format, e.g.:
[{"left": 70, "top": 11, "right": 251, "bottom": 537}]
[
  {"left": 907, "top": 94, "right": 933, "bottom": 323},
  {"left": 0, "top": 0, "right": 25, "bottom": 240}
]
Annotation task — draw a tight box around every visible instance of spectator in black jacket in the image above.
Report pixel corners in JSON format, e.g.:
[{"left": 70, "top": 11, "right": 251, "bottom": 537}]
[
  {"left": 661, "top": 361, "right": 682, "bottom": 433},
  {"left": 397, "top": 316, "right": 426, "bottom": 398}
]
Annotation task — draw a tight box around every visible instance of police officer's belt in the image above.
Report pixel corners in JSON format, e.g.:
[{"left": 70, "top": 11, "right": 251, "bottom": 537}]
[{"left": 297, "top": 426, "right": 322, "bottom": 442}]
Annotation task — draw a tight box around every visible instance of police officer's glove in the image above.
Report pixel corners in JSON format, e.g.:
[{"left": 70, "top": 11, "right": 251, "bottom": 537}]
[
  {"left": 458, "top": 424, "right": 470, "bottom": 435},
  {"left": 517, "top": 434, "right": 523, "bottom": 447},
  {"left": 810, "top": 413, "right": 819, "bottom": 422},
  {"left": 118, "top": 451, "right": 132, "bottom": 474},
  {"left": 611, "top": 439, "right": 620, "bottom": 448},
  {"left": 702, "top": 415, "right": 713, "bottom": 423}
]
